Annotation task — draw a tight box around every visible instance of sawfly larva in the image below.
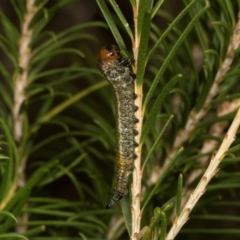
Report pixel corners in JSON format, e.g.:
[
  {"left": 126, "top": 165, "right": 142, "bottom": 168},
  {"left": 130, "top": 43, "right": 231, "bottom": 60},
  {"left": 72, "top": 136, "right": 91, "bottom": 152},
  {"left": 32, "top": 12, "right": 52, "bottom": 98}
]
[{"left": 98, "top": 44, "right": 139, "bottom": 209}]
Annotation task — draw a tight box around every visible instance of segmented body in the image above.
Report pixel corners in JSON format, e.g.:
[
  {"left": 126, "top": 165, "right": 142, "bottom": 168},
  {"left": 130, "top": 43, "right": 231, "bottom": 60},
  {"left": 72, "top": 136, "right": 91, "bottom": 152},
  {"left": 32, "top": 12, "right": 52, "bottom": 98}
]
[{"left": 98, "top": 45, "right": 138, "bottom": 209}]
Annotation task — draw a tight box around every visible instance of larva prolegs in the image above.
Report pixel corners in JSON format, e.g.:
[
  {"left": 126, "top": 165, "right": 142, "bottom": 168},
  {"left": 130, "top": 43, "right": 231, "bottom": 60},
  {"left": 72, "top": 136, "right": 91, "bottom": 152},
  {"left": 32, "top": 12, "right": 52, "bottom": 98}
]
[{"left": 98, "top": 44, "right": 138, "bottom": 209}]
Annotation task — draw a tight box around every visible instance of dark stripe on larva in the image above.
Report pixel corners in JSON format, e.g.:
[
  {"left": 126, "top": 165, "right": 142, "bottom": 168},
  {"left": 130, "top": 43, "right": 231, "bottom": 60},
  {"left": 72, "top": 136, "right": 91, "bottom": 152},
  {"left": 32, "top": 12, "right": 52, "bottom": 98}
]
[{"left": 98, "top": 44, "right": 138, "bottom": 209}]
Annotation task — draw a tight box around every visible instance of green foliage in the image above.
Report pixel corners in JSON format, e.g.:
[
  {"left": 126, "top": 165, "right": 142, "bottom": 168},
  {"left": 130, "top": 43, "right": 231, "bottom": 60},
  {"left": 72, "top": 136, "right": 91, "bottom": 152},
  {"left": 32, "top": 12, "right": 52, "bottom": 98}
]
[{"left": 0, "top": 0, "right": 240, "bottom": 239}]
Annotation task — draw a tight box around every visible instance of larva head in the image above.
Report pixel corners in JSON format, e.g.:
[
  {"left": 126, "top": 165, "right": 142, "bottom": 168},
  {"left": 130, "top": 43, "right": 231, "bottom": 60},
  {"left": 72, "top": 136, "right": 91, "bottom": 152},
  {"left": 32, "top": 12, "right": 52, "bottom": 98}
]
[
  {"left": 98, "top": 44, "right": 120, "bottom": 62},
  {"left": 98, "top": 44, "right": 133, "bottom": 79}
]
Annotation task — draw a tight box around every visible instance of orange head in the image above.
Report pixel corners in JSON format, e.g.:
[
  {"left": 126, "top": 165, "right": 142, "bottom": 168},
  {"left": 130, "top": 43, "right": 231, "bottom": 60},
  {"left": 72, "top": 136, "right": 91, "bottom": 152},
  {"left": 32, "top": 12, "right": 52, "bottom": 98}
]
[{"left": 98, "top": 44, "right": 120, "bottom": 62}]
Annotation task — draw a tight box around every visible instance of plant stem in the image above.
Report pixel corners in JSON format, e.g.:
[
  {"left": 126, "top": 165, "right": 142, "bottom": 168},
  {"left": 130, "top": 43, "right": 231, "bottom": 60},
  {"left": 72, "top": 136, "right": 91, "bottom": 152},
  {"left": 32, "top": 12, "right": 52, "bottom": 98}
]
[
  {"left": 12, "top": 0, "right": 39, "bottom": 233},
  {"left": 131, "top": 0, "right": 143, "bottom": 239},
  {"left": 13, "top": 0, "right": 39, "bottom": 193},
  {"left": 166, "top": 107, "right": 240, "bottom": 240},
  {"left": 183, "top": 101, "right": 240, "bottom": 195},
  {"left": 13, "top": 0, "right": 38, "bottom": 142},
  {"left": 171, "top": 99, "right": 240, "bottom": 221}
]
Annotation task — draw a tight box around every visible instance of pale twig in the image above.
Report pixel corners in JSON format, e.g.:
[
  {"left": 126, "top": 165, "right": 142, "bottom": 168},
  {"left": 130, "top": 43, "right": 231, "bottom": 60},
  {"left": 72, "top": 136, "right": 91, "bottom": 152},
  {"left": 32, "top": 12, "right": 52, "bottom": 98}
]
[
  {"left": 184, "top": 99, "right": 240, "bottom": 188},
  {"left": 148, "top": 15, "right": 240, "bottom": 186},
  {"left": 131, "top": 0, "right": 143, "bottom": 239},
  {"left": 13, "top": 0, "right": 39, "bottom": 142},
  {"left": 166, "top": 108, "right": 240, "bottom": 240},
  {"left": 172, "top": 99, "right": 240, "bottom": 220},
  {"left": 12, "top": 0, "right": 39, "bottom": 233},
  {"left": 13, "top": 0, "right": 39, "bottom": 189},
  {"left": 131, "top": 83, "right": 143, "bottom": 240},
  {"left": 1, "top": 1, "right": 39, "bottom": 210}
]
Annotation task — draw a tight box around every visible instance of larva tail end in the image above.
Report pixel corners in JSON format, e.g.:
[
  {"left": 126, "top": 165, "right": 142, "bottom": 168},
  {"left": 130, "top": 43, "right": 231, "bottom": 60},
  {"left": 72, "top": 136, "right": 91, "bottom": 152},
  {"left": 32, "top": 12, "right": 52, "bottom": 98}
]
[
  {"left": 106, "top": 200, "right": 115, "bottom": 209},
  {"left": 106, "top": 191, "right": 125, "bottom": 209}
]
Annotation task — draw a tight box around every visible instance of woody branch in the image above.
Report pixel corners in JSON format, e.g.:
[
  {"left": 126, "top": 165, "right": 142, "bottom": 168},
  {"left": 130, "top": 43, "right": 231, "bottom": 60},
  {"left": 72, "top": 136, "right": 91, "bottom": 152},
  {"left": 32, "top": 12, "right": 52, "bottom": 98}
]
[
  {"left": 131, "top": 0, "right": 143, "bottom": 239},
  {"left": 13, "top": 0, "right": 38, "bottom": 143},
  {"left": 166, "top": 108, "right": 240, "bottom": 239}
]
